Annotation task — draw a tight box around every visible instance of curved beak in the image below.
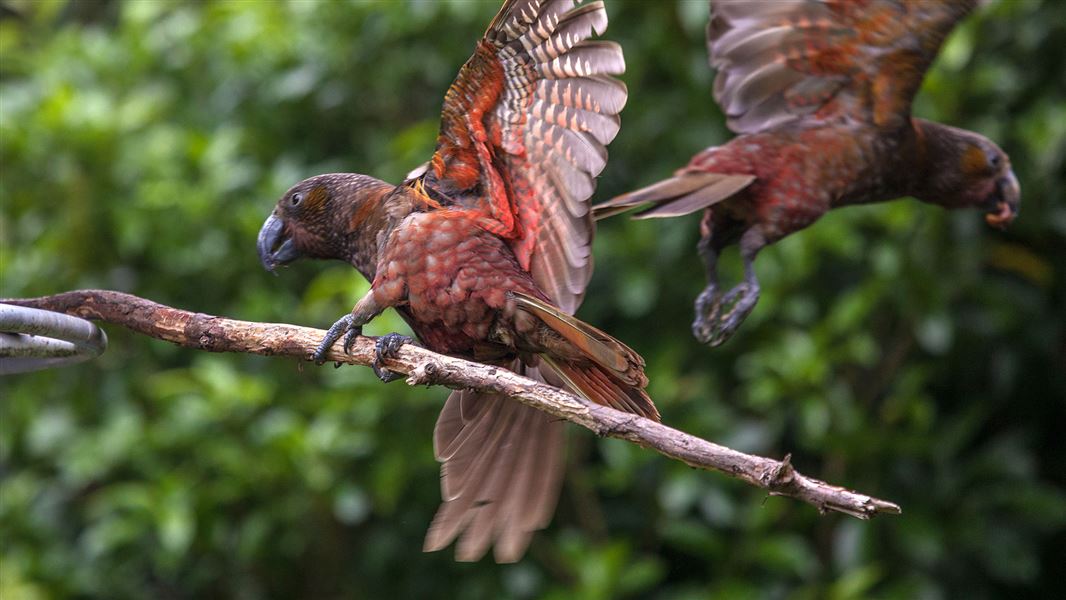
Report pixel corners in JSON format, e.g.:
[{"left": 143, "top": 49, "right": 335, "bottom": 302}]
[
  {"left": 257, "top": 213, "right": 302, "bottom": 272},
  {"left": 985, "top": 169, "right": 1020, "bottom": 230}
]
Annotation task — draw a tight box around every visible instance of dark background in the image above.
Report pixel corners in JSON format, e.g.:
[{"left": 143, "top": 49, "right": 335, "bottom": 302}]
[{"left": 2, "top": 0, "right": 1064, "bottom": 598}]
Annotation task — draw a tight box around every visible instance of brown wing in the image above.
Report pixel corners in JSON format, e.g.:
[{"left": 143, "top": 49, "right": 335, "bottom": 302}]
[
  {"left": 423, "top": 0, "right": 627, "bottom": 313},
  {"left": 708, "top": 0, "right": 976, "bottom": 133},
  {"left": 425, "top": 367, "right": 565, "bottom": 563}
]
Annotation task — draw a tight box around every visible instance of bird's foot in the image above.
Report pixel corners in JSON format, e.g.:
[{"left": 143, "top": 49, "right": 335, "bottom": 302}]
[
  {"left": 313, "top": 314, "right": 363, "bottom": 365},
  {"left": 372, "top": 333, "right": 415, "bottom": 383},
  {"left": 692, "top": 283, "right": 760, "bottom": 347},
  {"left": 692, "top": 284, "right": 722, "bottom": 343},
  {"left": 693, "top": 284, "right": 720, "bottom": 326}
]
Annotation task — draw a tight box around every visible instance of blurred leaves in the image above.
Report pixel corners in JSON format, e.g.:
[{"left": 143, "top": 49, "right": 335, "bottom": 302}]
[{"left": 1, "top": 0, "right": 1064, "bottom": 598}]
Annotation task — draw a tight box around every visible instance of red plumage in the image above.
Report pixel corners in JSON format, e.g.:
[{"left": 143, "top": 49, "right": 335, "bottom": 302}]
[
  {"left": 257, "top": 0, "right": 642, "bottom": 564},
  {"left": 596, "top": 0, "right": 1020, "bottom": 347}
]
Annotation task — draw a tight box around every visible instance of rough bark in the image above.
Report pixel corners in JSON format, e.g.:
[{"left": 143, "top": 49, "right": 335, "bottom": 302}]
[{"left": 3, "top": 289, "right": 901, "bottom": 519}]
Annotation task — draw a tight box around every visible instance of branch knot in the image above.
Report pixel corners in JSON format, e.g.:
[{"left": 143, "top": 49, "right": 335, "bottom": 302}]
[{"left": 406, "top": 359, "right": 440, "bottom": 386}]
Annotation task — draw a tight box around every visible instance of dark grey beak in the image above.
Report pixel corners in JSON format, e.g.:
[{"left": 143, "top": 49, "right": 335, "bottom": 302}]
[{"left": 257, "top": 213, "right": 302, "bottom": 272}]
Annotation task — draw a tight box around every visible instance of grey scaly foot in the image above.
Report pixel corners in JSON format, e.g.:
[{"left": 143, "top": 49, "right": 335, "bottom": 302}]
[
  {"left": 702, "top": 282, "right": 760, "bottom": 347},
  {"left": 372, "top": 333, "right": 415, "bottom": 383},
  {"left": 313, "top": 314, "right": 362, "bottom": 365},
  {"left": 692, "top": 284, "right": 722, "bottom": 344}
]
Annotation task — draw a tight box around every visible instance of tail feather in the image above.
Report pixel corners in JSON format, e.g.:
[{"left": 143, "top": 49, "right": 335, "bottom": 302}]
[
  {"left": 425, "top": 365, "right": 566, "bottom": 563},
  {"left": 593, "top": 172, "right": 755, "bottom": 220},
  {"left": 510, "top": 291, "right": 643, "bottom": 384},
  {"left": 545, "top": 357, "right": 660, "bottom": 421},
  {"left": 509, "top": 291, "right": 659, "bottom": 421}
]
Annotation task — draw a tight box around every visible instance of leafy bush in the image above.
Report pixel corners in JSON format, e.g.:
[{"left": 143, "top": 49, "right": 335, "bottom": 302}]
[{"left": 2, "top": 1, "right": 1063, "bottom": 597}]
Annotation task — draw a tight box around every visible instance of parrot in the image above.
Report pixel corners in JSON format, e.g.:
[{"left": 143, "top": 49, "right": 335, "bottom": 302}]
[
  {"left": 256, "top": 0, "right": 656, "bottom": 563},
  {"left": 594, "top": 0, "right": 1021, "bottom": 347}
]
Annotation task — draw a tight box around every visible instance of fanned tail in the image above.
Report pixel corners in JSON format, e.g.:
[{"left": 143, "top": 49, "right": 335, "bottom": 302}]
[
  {"left": 593, "top": 171, "right": 755, "bottom": 220},
  {"left": 424, "top": 364, "right": 566, "bottom": 563}
]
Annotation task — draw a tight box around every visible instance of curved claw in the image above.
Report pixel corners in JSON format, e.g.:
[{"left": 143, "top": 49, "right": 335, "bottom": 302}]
[
  {"left": 313, "top": 314, "right": 362, "bottom": 365},
  {"left": 342, "top": 326, "right": 361, "bottom": 355},
  {"left": 372, "top": 363, "right": 405, "bottom": 383},
  {"left": 372, "top": 333, "right": 415, "bottom": 383}
]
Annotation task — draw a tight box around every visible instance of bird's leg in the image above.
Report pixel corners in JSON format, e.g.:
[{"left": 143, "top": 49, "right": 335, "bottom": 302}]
[
  {"left": 699, "top": 227, "right": 765, "bottom": 347},
  {"left": 371, "top": 333, "right": 417, "bottom": 383},
  {"left": 692, "top": 211, "right": 723, "bottom": 343},
  {"left": 313, "top": 293, "right": 383, "bottom": 365}
]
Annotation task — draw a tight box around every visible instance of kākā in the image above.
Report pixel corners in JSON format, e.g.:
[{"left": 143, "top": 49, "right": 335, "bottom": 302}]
[
  {"left": 256, "top": 0, "right": 654, "bottom": 563},
  {"left": 595, "top": 0, "right": 1021, "bottom": 347}
]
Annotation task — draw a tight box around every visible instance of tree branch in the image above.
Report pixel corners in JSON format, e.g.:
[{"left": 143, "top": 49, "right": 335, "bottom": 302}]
[{"left": 3, "top": 289, "right": 901, "bottom": 519}]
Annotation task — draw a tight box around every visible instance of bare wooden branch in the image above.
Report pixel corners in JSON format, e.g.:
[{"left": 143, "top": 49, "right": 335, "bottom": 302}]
[{"left": 3, "top": 289, "right": 901, "bottom": 519}]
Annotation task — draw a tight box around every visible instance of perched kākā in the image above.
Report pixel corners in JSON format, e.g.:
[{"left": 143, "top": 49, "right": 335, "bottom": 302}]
[
  {"left": 596, "top": 0, "right": 1021, "bottom": 347},
  {"left": 257, "top": 0, "right": 655, "bottom": 563}
]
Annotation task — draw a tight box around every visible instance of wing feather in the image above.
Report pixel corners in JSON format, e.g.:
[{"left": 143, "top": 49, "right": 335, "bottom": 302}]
[
  {"left": 708, "top": 0, "right": 977, "bottom": 132},
  {"left": 419, "top": 0, "right": 629, "bottom": 563},
  {"left": 424, "top": 0, "right": 627, "bottom": 313}
]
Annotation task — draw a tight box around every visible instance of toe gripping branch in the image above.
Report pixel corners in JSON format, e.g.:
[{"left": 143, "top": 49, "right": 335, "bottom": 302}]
[
  {"left": 312, "top": 314, "right": 362, "bottom": 365},
  {"left": 312, "top": 314, "right": 414, "bottom": 383},
  {"left": 372, "top": 333, "right": 415, "bottom": 383}
]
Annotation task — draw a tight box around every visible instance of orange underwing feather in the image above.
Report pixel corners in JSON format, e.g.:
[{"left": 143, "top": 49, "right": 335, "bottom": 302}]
[
  {"left": 411, "top": 0, "right": 634, "bottom": 564},
  {"left": 424, "top": 0, "right": 627, "bottom": 314}
]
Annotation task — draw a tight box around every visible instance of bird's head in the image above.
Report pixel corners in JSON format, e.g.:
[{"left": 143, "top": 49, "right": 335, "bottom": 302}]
[
  {"left": 916, "top": 122, "right": 1020, "bottom": 230},
  {"left": 257, "top": 173, "right": 394, "bottom": 278}
]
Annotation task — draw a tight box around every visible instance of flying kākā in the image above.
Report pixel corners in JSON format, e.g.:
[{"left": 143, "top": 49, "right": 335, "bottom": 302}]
[
  {"left": 257, "top": 0, "right": 655, "bottom": 563},
  {"left": 595, "top": 0, "right": 1020, "bottom": 347}
]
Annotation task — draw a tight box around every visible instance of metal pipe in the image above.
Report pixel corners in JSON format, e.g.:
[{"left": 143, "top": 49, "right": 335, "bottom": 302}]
[{"left": 0, "top": 304, "right": 108, "bottom": 374}]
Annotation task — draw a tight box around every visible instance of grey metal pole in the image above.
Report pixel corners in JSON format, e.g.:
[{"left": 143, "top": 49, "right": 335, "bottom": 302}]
[{"left": 0, "top": 304, "right": 108, "bottom": 374}]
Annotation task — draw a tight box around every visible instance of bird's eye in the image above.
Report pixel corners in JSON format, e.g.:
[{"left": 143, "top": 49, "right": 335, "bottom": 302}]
[
  {"left": 988, "top": 152, "right": 1002, "bottom": 170},
  {"left": 290, "top": 193, "right": 303, "bottom": 207}
]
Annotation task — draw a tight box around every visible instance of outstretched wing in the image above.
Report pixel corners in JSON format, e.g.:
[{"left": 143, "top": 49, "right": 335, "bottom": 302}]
[
  {"left": 423, "top": 0, "right": 627, "bottom": 313},
  {"left": 708, "top": 0, "right": 976, "bottom": 133}
]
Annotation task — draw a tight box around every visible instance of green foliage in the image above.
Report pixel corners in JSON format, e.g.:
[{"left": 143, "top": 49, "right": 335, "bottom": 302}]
[{"left": 2, "top": 1, "right": 1064, "bottom": 598}]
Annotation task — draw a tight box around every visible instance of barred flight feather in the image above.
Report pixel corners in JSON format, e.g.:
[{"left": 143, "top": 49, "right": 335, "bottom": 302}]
[
  {"left": 708, "top": 0, "right": 976, "bottom": 133},
  {"left": 421, "top": 0, "right": 628, "bottom": 564}
]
